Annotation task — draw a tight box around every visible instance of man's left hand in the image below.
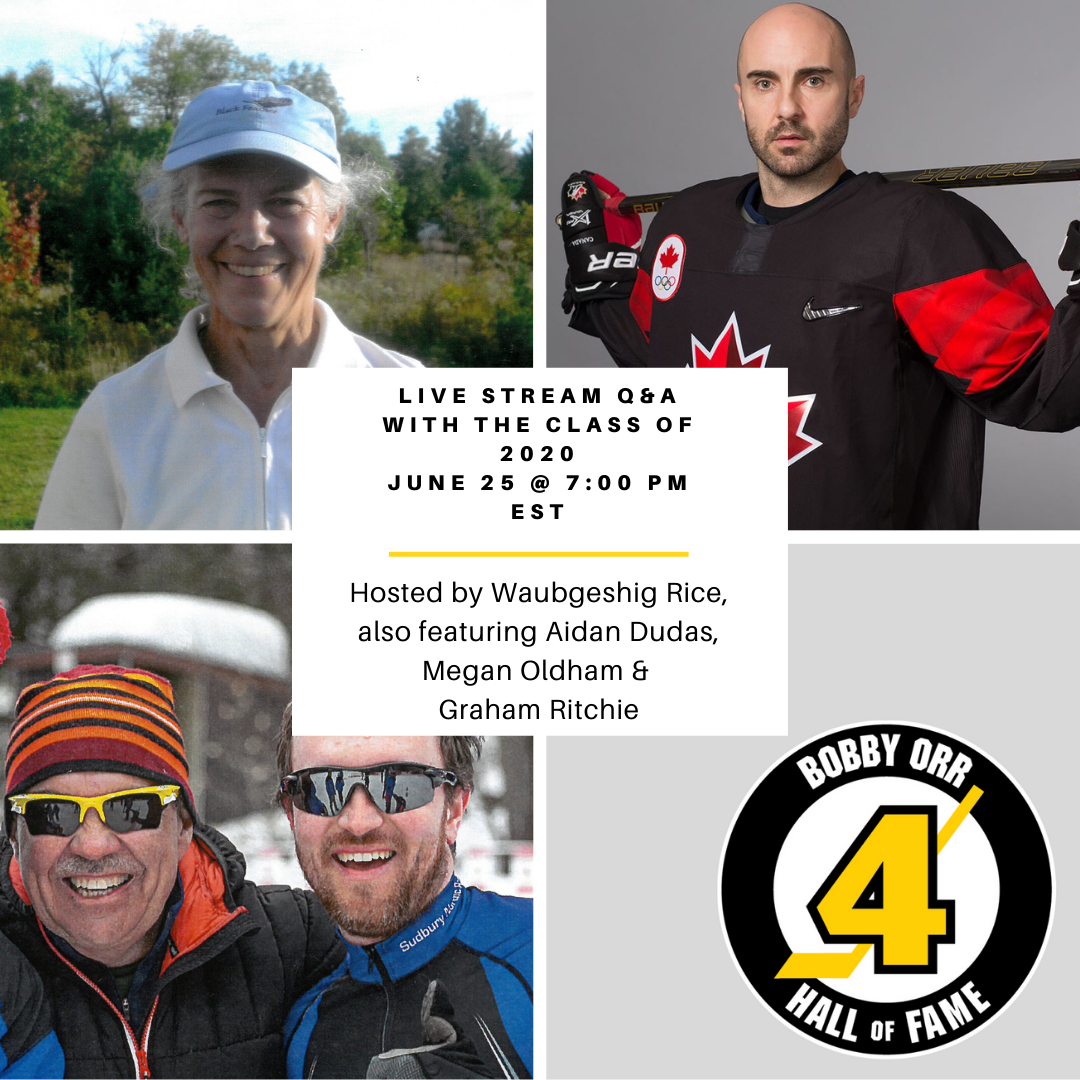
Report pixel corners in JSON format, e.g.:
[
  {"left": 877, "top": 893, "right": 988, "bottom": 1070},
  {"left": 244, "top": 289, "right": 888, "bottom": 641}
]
[
  {"left": 1058, "top": 218, "right": 1080, "bottom": 297},
  {"left": 365, "top": 980, "right": 492, "bottom": 1078}
]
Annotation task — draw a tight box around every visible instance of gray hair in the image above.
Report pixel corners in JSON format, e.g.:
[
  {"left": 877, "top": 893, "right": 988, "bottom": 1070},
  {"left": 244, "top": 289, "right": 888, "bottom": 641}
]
[{"left": 139, "top": 156, "right": 390, "bottom": 299}]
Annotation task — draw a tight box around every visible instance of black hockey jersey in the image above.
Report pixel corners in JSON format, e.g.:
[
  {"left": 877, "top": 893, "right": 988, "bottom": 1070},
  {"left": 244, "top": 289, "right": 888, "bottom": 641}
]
[{"left": 570, "top": 172, "right": 1080, "bottom": 528}]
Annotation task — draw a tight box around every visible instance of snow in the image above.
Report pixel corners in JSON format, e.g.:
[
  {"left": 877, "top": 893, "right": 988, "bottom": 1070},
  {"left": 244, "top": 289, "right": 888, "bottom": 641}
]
[
  {"left": 50, "top": 594, "right": 289, "bottom": 678},
  {"left": 213, "top": 808, "right": 532, "bottom": 897}
]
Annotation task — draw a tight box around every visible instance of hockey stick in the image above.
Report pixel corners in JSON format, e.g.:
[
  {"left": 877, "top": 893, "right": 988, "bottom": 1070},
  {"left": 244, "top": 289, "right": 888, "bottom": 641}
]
[{"left": 556, "top": 158, "right": 1080, "bottom": 225}]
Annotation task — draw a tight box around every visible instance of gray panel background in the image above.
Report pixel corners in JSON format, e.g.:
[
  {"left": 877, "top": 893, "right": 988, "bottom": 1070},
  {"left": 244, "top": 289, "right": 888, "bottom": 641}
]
[
  {"left": 546, "top": 0, "right": 1080, "bottom": 528},
  {"left": 549, "top": 544, "right": 1076, "bottom": 1077}
]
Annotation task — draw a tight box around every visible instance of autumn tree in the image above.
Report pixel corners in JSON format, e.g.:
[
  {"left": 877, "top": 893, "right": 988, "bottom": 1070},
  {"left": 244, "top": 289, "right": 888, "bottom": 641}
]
[
  {"left": 0, "top": 65, "right": 88, "bottom": 271},
  {"left": 0, "top": 183, "right": 44, "bottom": 300}
]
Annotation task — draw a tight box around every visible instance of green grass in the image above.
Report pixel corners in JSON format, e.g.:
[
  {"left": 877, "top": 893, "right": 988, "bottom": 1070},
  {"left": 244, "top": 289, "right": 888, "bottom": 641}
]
[{"left": 0, "top": 408, "right": 76, "bottom": 529}]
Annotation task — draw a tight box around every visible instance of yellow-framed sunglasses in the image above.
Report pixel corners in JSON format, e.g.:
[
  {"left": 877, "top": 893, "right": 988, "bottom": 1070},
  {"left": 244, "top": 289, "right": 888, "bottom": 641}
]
[{"left": 7, "top": 785, "right": 181, "bottom": 837}]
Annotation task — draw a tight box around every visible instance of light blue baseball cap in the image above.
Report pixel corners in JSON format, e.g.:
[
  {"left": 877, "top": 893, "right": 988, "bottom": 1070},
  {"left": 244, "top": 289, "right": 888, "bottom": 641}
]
[{"left": 162, "top": 81, "right": 341, "bottom": 183}]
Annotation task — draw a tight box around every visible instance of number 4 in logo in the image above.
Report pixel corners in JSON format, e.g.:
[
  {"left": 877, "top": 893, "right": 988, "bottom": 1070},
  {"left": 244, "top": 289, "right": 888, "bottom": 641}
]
[{"left": 810, "top": 807, "right": 956, "bottom": 974}]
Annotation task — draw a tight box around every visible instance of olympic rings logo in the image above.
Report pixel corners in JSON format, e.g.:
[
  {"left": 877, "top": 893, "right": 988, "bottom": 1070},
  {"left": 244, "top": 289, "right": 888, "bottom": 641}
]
[{"left": 654, "top": 275, "right": 677, "bottom": 290}]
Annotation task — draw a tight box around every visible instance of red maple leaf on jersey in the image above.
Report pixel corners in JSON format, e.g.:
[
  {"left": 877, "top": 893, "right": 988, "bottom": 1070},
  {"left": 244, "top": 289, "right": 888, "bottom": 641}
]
[
  {"left": 691, "top": 313, "right": 770, "bottom": 369},
  {"left": 659, "top": 245, "right": 679, "bottom": 271},
  {"left": 788, "top": 395, "right": 823, "bottom": 465},
  {"left": 690, "top": 316, "right": 821, "bottom": 465}
]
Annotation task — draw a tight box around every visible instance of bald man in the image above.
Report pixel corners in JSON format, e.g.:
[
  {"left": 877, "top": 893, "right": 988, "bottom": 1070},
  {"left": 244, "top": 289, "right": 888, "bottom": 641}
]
[
  {"left": 735, "top": 4, "right": 861, "bottom": 205},
  {"left": 560, "top": 3, "right": 1080, "bottom": 529}
]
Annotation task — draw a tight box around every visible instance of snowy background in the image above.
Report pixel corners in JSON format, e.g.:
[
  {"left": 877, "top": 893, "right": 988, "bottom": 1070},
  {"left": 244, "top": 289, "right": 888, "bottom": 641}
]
[{"left": 0, "top": 545, "right": 532, "bottom": 897}]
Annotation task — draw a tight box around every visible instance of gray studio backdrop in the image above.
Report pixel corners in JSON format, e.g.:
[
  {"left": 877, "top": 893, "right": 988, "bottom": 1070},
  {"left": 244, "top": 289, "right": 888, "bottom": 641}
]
[
  {"left": 548, "top": 544, "right": 1076, "bottom": 1078},
  {"left": 546, "top": 0, "right": 1080, "bottom": 527}
]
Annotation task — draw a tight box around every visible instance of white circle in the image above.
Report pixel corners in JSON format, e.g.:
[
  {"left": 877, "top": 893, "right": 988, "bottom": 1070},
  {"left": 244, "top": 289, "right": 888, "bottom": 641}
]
[{"left": 773, "top": 776, "right": 999, "bottom": 1003}]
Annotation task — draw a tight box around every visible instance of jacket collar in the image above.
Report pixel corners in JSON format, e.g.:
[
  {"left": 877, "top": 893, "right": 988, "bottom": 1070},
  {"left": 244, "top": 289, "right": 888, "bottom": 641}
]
[
  {"left": 161, "top": 304, "right": 221, "bottom": 410},
  {"left": 162, "top": 828, "right": 248, "bottom": 973},
  {"left": 164, "top": 299, "right": 361, "bottom": 410},
  {"left": 343, "top": 875, "right": 468, "bottom": 983},
  {"left": 307, "top": 300, "right": 362, "bottom": 368},
  {"left": 739, "top": 169, "right": 861, "bottom": 226}
]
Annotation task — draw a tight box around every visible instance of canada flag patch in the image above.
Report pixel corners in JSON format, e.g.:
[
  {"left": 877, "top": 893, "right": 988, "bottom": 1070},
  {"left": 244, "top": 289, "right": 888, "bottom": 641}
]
[{"left": 651, "top": 234, "right": 685, "bottom": 301}]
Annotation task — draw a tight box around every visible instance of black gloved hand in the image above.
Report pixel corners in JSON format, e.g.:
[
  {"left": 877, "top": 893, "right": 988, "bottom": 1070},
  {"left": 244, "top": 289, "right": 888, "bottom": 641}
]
[
  {"left": 365, "top": 980, "right": 493, "bottom": 1079},
  {"left": 560, "top": 170, "right": 642, "bottom": 314},
  {"left": 1058, "top": 219, "right": 1080, "bottom": 297}
]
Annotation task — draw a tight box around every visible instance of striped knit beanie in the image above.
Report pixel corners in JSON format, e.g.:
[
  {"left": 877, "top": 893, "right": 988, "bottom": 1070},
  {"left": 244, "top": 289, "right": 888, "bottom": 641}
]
[{"left": 5, "top": 665, "right": 196, "bottom": 833}]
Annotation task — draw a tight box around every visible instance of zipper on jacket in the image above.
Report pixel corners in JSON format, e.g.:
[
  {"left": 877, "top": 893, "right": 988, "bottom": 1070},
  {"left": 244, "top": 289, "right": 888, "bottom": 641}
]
[
  {"left": 40, "top": 923, "right": 148, "bottom": 1077},
  {"left": 366, "top": 947, "right": 396, "bottom": 1052},
  {"left": 138, "top": 998, "right": 161, "bottom": 1079},
  {"left": 40, "top": 933, "right": 146, "bottom": 1075},
  {"left": 260, "top": 426, "right": 269, "bottom": 528}
]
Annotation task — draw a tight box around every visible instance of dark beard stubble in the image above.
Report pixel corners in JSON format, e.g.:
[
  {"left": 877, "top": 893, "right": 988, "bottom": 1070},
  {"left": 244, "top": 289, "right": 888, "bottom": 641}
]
[
  {"left": 296, "top": 820, "right": 453, "bottom": 943},
  {"left": 746, "top": 110, "right": 850, "bottom": 181}
]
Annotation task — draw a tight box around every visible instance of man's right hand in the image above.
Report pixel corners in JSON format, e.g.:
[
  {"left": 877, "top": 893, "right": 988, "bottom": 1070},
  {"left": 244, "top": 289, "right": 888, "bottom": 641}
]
[
  {"left": 365, "top": 980, "right": 490, "bottom": 1078},
  {"left": 561, "top": 171, "right": 642, "bottom": 313}
]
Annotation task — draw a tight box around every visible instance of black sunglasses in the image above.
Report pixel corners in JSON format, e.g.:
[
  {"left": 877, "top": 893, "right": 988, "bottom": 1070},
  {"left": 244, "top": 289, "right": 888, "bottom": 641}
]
[
  {"left": 7, "top": 786, "right": 181, "bottom": 837},
  {"left": 281, "top": 763, "right": 459, "bottom": 817}
]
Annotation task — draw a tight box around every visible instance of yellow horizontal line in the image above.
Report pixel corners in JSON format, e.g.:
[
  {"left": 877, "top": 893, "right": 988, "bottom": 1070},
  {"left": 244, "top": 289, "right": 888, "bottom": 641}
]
[
  {"left": 775, "top": 943, "right": 871, "bottom": 980},
  {"left": 388, "top": 551, "right": 690, "bottom": 557}
]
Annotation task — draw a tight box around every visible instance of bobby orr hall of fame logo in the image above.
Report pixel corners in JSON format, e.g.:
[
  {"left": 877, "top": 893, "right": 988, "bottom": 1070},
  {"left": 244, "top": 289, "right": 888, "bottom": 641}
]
[{"left": 719, "top": 722, "right": 1053, "bottom": 1056}]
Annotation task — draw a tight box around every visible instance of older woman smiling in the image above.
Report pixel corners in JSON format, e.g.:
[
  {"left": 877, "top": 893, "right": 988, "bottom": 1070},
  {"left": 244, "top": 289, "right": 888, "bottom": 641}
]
[{"left": 35, "top": 82, "right": 419, "bottom": 530}]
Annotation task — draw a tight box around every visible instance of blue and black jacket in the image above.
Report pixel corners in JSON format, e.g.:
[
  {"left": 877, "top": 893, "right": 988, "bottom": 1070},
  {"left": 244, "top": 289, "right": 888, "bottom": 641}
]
[{"left": 285, "top": 877, "right": 532, "bottom": 1078}]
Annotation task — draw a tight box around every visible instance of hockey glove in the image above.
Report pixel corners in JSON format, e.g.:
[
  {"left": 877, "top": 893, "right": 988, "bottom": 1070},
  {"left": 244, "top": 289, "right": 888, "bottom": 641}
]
[
  {"left": 561, "top": 170, "right": 643, "bottom": 314},
  {"left": 1058, "top": 219, "right": 1080, "bottom": 298},
  {"left": 365, "top": 979, "right": 492, "bottom": 1079}
]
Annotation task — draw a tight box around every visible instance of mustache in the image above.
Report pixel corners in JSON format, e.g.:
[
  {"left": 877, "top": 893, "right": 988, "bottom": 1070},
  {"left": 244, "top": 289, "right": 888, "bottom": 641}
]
[
  {"left": 54, "top": 854, "right": 141, "bottom": 877},
  {"left": 321, "top": 826, "right": 389, "bottom": 854},
  {"left": 769, "top": 123, "right": 813, "bottom": 141}
]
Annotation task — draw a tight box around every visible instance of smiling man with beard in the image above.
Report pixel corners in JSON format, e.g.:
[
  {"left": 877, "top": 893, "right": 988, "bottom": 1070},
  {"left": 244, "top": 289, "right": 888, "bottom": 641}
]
[
  {"left": 278, "top": 719, "right": 533, "bottom": 1078},
  {"left": 0, "top": 665, "right": 343, "bottom": 1077}
]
